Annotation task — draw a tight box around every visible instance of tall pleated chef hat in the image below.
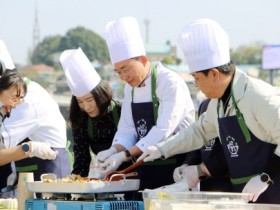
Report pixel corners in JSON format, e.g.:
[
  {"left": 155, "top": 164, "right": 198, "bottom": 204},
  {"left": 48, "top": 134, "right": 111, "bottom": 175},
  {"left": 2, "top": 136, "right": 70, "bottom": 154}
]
[
  {"left": 60, "top": 47, "right": 101, "bottom": 97},
  {"left": 177, "top": 18, "right": 230, "bottom": 73},
  {"left": 0, "top": 39, "right": 15, "bottom": 70},
  {"left": 104, "top": 16, "right": 146, "bottom": 64}
]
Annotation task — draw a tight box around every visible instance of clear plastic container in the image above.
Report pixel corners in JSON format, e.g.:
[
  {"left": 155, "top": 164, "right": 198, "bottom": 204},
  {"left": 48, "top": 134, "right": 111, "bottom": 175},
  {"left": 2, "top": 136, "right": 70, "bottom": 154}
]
[{"left": 142, "top": 190, "right": 280, "bottom": 210}]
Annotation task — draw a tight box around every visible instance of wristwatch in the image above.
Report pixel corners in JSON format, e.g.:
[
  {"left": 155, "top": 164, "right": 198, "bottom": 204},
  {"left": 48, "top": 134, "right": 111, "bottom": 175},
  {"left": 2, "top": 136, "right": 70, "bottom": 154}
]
[
  {"left": 21, "top": 143, "right": 30, "bottom": 152},
  {"left": 260, "top": 173, "right": 274, "bottom": 185},
  {"left": 197, "top": 164, "right": 208, "bottom": 181}
]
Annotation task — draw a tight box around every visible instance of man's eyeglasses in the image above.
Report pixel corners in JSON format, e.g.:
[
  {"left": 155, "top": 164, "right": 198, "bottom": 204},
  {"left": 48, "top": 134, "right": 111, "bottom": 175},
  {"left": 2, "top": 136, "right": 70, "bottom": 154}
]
[
  {"left": 114, "top": 68, "right": 131, "bottom": 77},
  {"left": 114, "top": 57, "right": 140, "bottom": 78}
]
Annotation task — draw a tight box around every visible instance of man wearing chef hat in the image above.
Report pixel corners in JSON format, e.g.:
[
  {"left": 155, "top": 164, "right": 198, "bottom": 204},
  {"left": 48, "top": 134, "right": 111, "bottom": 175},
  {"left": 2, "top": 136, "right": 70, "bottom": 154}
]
[
  {"left": 139, "top": 18, "right": 280, "bottom": 204},
  {"left": 95, "top": 16, "right": 195, "bottom": 199},
  {"left": 0, "top": 39, "right": 71, "bottom": 198}
]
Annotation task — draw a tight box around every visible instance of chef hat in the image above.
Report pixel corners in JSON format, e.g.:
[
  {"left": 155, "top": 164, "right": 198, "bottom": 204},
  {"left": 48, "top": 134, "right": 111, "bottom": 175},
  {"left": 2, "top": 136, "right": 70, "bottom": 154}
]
[
  {"left": 104, "top": 16, "right": 146, "bottom": 64},
  {"left": 178, "top": 18, "right": 230, "bottom": 73},
  {"left": 0, "top": 39, "right": 15, "bottom": 70},
  {"left": 60, "top": 47, "right": 101, "bottom": 97}
]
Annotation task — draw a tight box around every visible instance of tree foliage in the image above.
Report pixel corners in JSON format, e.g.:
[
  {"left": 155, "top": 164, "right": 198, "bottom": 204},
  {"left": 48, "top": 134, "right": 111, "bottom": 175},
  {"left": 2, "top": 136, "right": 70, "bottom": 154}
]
[
  {"left": 31, "top": 26, "right": 110, "bottom": 66},
  {"left": 31, "top": 35, "right": 62, "bottom": 66},
  {"left": 230, "top": 42, "right": 264, "bottom": 65}
]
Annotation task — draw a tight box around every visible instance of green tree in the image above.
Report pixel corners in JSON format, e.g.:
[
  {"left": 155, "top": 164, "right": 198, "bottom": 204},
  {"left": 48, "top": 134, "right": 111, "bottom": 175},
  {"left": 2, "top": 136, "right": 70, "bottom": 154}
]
[
  {"left": 58, "top": 26, "right": 109, "bottom": 64},
  {"left": 31, "top": 35, "right": 62, "bottom": 66},
  {"left": 230, "top": 42, "right": 263, "bottom": 65},
  {"left": 31, "top": 26, "right": 110, "bottom": 66}
]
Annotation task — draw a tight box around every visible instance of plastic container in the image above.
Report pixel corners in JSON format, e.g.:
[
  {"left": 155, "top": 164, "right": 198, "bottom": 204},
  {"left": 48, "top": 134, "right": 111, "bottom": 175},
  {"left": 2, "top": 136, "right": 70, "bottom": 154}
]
[{"left": 142, "top": 190, "right": 280, "bottom": 210}]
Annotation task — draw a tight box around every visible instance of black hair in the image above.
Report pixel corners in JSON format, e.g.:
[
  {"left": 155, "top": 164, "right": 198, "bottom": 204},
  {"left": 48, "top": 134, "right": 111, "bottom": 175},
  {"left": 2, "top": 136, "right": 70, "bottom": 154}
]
[
  {"left": 69, "top": 80, "right": 113, "bottom": 130},
  {"left": 0, "top": 62, "right": 27, "bottom": 97},
  {"left": 198, "top": 61, "right": 235, "bottom": 76}
]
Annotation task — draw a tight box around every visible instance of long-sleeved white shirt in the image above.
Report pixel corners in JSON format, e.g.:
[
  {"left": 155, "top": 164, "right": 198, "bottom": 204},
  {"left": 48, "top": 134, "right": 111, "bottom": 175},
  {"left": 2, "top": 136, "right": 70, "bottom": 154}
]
[
  {"left": 1, "top": 80, "right": 67, "bottom": 148},
  {"left": 112, "top": 62, "right": 195, "bottom": 152}
]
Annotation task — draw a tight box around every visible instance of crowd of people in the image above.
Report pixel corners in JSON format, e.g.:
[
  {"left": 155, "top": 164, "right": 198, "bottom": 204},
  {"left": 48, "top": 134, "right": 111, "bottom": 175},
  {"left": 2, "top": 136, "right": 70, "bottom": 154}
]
[{"left": 0, "top": 16, "right": 279, "bottom": 205}]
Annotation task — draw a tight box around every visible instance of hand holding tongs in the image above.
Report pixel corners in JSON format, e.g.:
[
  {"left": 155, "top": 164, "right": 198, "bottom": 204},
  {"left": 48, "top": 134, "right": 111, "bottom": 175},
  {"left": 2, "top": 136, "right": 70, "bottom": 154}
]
[{"left": 105, "top": 159, "right": 144, "bottom": 181}]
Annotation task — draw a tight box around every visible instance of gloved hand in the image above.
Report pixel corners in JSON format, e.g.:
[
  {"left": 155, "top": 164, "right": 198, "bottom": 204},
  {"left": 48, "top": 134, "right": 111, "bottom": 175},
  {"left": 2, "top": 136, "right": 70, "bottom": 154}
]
[
  {"left": 181, "top": 165, "right": 200, "bottom": 189},
  {"left": 173, "top": 164, "right": 188, "bottom": 182},
  {"left": 29, "top": 142, "right": 58, "bottom": 160},
  {"left": 137, "top": 146, "right": 162, "bottom": 162},
  {"left": 7, "top": 172, "right": 17, "bottom": 186},
  {"left": 98, "top": 152, "right": 126, "bottom": 174},
  {"left": 94, "top": 147, "right": 117, "bottom": 165},
  {"left": 242, "top": 175, "right": 269, "bottom": 202}
]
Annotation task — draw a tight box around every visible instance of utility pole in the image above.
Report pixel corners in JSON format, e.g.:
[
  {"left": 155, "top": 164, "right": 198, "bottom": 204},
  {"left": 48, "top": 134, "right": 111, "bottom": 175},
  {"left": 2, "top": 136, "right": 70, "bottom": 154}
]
[
  {"left": 33, "top": 0, "right": 40, "bottom": 51},
  {"left": 144, "top": 18, "right": 150, "bottom": 43}
]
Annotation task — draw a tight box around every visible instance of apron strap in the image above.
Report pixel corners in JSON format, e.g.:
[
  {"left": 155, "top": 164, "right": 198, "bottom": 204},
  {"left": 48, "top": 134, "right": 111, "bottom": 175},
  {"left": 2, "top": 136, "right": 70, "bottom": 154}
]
[
  {"left": 230, "top": 173, "right": 258, "bottom": 185},
  {"left": 217, "top": 83, "right": 251, "bottom": 143},
  {"left": 87, "top": 100, "right": 119, "bottom": 140},
  {"left": 132, "top": 64, "right": 159, "bottom": 124},
  {"left": 16, "top": 164, "right": 38, "bottom": 172},
  {"left": 66, "top": 140, "right": 74, "bottom": 170},
  {"left": 23, "top": 77, "right": 31, "bottom": 85},
  {"left": 111, "top": 100, "right": 119, "bottom": 126},
  {"left": 231, "top": 88, "right": 251, "bottom": 143}
]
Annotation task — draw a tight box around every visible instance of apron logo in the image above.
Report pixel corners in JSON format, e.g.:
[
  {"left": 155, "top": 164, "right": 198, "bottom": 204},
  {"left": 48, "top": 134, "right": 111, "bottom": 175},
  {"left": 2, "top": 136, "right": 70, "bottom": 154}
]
[
  {"left": 204, "top": 138, "right": 215, "bottom": 151},
  {"left": 226, "top": 135, "right": 239, "bottom": 157},
  {"left": 137, "top": 119, "right": 148, "bottom": 138}
]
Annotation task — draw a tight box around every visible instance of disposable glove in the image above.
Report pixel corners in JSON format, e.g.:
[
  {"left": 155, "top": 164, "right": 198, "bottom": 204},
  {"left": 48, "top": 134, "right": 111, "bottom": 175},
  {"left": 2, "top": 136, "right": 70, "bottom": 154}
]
[
  {"left": 181, "top": 165, "right": 200, "bottom": 189},
  {"left": 98, "top": 152, "right": 126, "bottom": 175},
  {"left": 95, "top": 147, "right": 117, "bottom": 165},
  {"left": 173, "top": 164, "right": 188, "bottom": 182},
  {"left": 29, "top": 142, "right": 58, "bottom": 160},
  {"left": 137, "top": 146, "right": 162, "bottom": 162},
  {"left": 242, "top": 175, "right": 269, "bottom": 202}
]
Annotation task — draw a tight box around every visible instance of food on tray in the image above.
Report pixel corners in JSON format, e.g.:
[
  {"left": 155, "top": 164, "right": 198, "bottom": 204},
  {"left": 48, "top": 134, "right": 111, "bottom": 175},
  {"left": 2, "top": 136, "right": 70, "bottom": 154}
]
[{"left": 42, "top": 174, "right": 102, "bottom": 183}]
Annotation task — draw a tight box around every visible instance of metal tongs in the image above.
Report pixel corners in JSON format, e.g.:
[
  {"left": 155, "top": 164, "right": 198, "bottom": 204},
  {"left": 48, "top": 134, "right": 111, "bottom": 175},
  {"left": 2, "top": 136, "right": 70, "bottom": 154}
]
[{"left": 105, "top": 159, "right": 144, "bottom": 181}]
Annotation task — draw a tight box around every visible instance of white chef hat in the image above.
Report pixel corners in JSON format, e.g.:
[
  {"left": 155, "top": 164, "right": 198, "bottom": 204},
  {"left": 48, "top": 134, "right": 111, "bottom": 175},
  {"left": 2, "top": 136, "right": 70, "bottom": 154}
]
[
  {"left": 60, "top": 47, "right": 101, "bottom": 97},
  {"left": 104, "top": 16, "right": 146, "bottom": 64},
  {"left": 0, "top": 39, "right": 15, "bottom": 70},
  {"left": 178, "top": 18, "right": 230, "bottom": 73}
]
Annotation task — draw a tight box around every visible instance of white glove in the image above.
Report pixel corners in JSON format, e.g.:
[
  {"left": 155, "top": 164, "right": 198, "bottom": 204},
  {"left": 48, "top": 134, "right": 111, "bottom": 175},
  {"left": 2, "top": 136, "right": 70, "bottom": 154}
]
[
  {"left": 173, "top": 164, "right": 188, "bottom": 182},
  {"left": 181, "top": 165, "right": 200, "bottom": 189},
  {"left": 98, "top": 152, "right": 126, "bottom": 174},
  {"left": 7, "top": 172, "right": 17, "bottom": 186},
  {"left": 29, "top": 142, "right": 58, "bottom": 160},
  {"left": 242, "top": 175, "right": 269, "bottom": 202},
  {"left": 137, "top": 146, "right": 162, "bottom": 162},
  {"left": 95, "top": 147, "right": 117, "bottom": 165}
]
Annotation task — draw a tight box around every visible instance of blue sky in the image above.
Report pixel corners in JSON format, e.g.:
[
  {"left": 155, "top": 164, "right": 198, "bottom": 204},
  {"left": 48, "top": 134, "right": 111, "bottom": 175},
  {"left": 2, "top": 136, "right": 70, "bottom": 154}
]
[{"left": 1, "top": 0, "right": 280, "bottom": 65}]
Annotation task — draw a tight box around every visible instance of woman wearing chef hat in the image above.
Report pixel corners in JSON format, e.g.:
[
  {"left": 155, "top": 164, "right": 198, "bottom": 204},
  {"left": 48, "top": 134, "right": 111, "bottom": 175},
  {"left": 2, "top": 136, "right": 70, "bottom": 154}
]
[
  {"left": 60, "top": 47, "right": 123, "bottom": 180},
  {"left": 139, "top": 18, "right": 280, "bottom": 204},
  {"left": 95, "top": 16, "right": 195, "bottom": 200},
  {"left": 0, "top": 39, "right": 57, "bottom": 196}
]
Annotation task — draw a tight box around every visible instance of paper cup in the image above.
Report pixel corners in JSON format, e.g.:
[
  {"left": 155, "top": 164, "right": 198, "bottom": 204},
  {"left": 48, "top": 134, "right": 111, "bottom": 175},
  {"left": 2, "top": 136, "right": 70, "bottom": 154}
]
[{"left": 17, "top": 172, "right": 34, "bottom": 210}]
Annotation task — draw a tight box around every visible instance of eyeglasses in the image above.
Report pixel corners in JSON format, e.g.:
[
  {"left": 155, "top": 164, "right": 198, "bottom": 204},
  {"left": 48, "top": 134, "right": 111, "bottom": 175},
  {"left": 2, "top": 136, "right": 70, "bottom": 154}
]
[
  {"left": 2, "top": 91, "right": 25, "bottom": 106},
  {"left": 114, "top": 68, "right": 131, "bottom": 78},
  {"left": 114, "top": 58, "right": 139, "bottom": 78}
]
